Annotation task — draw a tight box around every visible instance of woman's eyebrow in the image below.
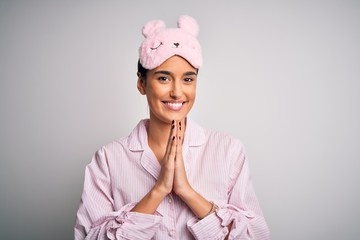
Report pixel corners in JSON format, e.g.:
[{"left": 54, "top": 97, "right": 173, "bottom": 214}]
[
  {"left": 153, "top": 70, "right": 197, "bottom": 76},
  {"left": 184, "top": 71, "right": 197, "bottom": 76},
  {"left": 154, "top": 70, "right": 171, "bottom": 75}
]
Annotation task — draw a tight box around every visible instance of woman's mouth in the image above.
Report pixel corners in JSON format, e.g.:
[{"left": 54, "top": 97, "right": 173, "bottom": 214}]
[{"left": 162, "top": 101, "right": 185, "bottom": 111}]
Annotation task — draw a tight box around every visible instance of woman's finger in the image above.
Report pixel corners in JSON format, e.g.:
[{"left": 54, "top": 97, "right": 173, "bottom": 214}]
[
  {"left": 163, "top": 120, "right": 176, "bottom": 159},
  {"left": 177, "top": 119, "right": 185, "bottom": 144}
]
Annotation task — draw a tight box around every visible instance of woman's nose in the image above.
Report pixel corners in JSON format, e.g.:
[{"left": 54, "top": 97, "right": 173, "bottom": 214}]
[{"left": 170, "top": 81, "right": 182, "bottom": 99}]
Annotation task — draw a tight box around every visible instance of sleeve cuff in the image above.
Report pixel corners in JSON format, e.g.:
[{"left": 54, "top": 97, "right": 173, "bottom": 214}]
[
  {"left": 187, "top": 204, "right": 257, "bottom": 240},
  {"left": 187, "top": 212, "right": 229, "bottom": 239},
  {"left": 91, "top": 203, "right": 163, "bottom": 240}
]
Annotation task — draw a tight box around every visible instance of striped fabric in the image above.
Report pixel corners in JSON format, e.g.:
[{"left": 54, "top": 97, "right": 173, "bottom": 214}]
[{"left": 75, "top": 119, "right": 270, "bottom": 239}]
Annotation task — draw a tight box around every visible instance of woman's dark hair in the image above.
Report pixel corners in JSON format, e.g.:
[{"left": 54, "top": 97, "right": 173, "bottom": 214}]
[{"left": 137, "top": 60, "right": 148, "bottom": 79}]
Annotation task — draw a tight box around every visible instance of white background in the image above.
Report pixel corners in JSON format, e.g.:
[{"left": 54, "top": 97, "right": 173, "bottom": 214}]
[{"left": 1, "top": 1, "right": 359, "bottom": 239}]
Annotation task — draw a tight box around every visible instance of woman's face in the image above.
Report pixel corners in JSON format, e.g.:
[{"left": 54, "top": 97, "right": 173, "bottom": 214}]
[{"left": 138, "top": 55, "right": 197, "bottom": 124}]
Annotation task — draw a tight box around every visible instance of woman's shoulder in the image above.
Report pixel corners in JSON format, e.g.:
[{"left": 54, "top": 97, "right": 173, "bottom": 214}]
[
  {"left": 191, "top": 121, "right": 247, "bottom": 165},
  {"left": 98, "top": 136, "right": 129, "bottom": 152},
  {"left": 205, "top": 127, "right": 244, "bottom": 149},
  {"left": 189, "top": 119, "right": 244, "bottom": 149},
  {"left": 95, "top": 119, "right": 149, "bottom": 155}
]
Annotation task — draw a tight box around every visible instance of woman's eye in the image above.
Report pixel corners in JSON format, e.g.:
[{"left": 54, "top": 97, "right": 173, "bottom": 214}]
[
  {"left": 158, "top": 76, "right": 169, "bottom": 82},
  {"left": 184, "top": 78, "right": 194, "bottom": 83}
]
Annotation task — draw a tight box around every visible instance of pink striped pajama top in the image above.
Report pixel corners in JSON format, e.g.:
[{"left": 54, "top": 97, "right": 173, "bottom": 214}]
[{"left": 75, "top": 119, "right": 270, "bottom": 239}]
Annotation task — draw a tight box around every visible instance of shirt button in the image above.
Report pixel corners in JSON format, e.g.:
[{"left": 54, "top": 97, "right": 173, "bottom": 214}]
[
  {"left": 168, "top": 230, "right": 175, "bottom": 237},
  {"left": 168, "top": 198, "right": 172, "bottom": 203}
]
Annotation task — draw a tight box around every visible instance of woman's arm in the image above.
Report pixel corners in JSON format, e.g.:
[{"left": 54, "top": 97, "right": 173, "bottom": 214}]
[
  {"left": 186, "top": 139, "right": 270, "bottom": 240},
  {"left": 74, "top": 148, "right": 163, "bottom": 240},
  {"left": 171, "top": 120, "right": 232, "bottom": 238}
]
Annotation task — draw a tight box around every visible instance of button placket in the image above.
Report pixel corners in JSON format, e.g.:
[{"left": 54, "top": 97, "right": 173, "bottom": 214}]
[{"left": 167, "top": 194, "right": 176, "bottom": 238}]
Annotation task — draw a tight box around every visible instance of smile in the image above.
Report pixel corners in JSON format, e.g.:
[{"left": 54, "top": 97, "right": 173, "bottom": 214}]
[{"left": 162, "top": 101, "right": 185, "bottom": 111}]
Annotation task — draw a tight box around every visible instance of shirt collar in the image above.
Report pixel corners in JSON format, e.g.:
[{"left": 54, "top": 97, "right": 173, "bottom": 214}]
[
  {"left": 126, "top": 118, "right": 206, "bottom": 151},
  {"left": 183, "top": 118, "right": 206, "bottom": 147}
]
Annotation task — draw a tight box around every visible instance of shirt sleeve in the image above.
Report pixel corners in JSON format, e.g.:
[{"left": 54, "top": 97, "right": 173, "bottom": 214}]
[
  {"left": 74, "top": 148, "right": 163, "bottom": 240},
  {"left": 187, "top": 140, "right": 270, "bottom": 240}
]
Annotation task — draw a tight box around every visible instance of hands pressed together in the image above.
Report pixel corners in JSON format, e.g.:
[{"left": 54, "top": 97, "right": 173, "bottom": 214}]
[
  {"left": 131, "top": 119, "right": 214, "bottom": 220},
  {"left": 155, "top": 120, "right": 192, "bottom": 198}
]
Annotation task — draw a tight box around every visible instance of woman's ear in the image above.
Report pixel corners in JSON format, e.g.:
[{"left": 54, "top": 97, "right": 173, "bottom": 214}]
[{"left": 137, "top": 73, "right": 146, "bottom": 95}]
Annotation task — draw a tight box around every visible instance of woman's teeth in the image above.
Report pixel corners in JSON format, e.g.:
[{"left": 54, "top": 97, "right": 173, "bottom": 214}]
[{"left": 164, "top": 102, "right": 183, "bottom": 110}]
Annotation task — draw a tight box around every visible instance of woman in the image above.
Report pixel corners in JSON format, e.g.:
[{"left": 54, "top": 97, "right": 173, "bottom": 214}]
[{"left": 75, "top": 15, "right": 270, "bottom": 239}]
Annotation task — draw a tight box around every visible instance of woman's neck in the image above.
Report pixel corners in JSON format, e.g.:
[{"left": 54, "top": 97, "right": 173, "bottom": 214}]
[
  {"left": 146, "top": 117, "right": 175, "bottom": 162},
  {"left": 147, "top": 118, "right": 171, "bottom": 149}
]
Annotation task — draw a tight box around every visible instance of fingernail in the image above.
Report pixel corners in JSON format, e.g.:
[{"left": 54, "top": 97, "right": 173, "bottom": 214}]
[
  {"left": 179, "top": 126, "right": 181, "bottom": 131},
  {"left": 179, "top": 121, "right": 181, "bottom": 126},
  {"left": 172, "top": 136, "right": 175, "bottom": 140},
  {"left": 172, "top": 120, "right": 175, "bottom": 124},
  {"left": 172, "top": 124, "right": 175, "bottom": 129},
  {"left": 179, "top": 136, "right": 181, "bottom": 140}
]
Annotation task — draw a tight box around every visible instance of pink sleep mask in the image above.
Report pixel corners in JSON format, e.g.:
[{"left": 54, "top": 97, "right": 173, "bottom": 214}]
[{"left": 139, "top": 15, "right": 203, "bottom": 70}]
